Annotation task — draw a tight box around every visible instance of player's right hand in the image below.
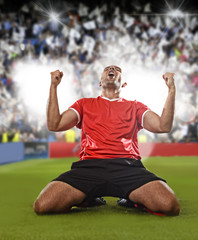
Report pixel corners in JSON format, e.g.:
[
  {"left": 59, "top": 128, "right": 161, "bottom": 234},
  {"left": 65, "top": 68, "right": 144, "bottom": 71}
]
[{"left": 50, "top": 70, "right": 63, "bottom": 87}]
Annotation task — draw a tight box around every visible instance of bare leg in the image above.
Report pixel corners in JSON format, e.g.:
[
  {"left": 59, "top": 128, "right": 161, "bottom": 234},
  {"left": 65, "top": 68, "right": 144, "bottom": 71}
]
[
  {"left": 128, "top": 180, "right": 180, "bottom": 216},
  {"left": 33, "top": 181, "right": 86, "bottom": 214}
]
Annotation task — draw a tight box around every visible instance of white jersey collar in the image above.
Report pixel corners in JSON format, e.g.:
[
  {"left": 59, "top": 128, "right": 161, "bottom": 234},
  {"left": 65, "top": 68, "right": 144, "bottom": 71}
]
[{"left": 100, "top": 96, "right": 121, "bottom": 102}]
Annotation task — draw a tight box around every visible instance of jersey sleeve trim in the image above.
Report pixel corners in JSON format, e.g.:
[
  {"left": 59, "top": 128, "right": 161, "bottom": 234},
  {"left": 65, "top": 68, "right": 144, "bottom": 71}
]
[
  {"left": 69, "top": 108, "right": 80, "bottom": 124},
  {"left": 141, "top": 110, "right": 151, "bottom": 128}
]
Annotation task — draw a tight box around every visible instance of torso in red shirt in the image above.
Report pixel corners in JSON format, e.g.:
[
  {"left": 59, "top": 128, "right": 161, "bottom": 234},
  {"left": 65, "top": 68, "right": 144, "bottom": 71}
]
[{"left": 69, "top": 96, "right": 150, "bottom": 160}]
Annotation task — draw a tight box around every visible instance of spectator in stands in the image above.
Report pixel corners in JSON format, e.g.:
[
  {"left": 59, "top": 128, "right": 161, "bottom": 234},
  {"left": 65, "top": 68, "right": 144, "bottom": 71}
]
[
  {"left": 0, "top": 127, "right": 2, "bottom": 143},
  {"left": 64, "top": 128, "right": 76, "bottom": 143},
  {"left": 11, "top": 128, "right": 21, "bottom": 142},
  {"left": 187, "top": 116, "right": 198, "bottom": 142},
  {"left": 2, "top": 127, "right": 8, "bottom": 143},
  {"left": 0, "top": 0, "right": 198, "bottom": 144}
]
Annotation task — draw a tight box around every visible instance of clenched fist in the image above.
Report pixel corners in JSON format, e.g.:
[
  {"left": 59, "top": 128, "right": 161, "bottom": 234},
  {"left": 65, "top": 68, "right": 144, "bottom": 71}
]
[
  {"left": 163, "top": 72, "right": 175, "bottom": 90},
  {"left": 50, "top": 70, "right": 63, "bottom": 87}
]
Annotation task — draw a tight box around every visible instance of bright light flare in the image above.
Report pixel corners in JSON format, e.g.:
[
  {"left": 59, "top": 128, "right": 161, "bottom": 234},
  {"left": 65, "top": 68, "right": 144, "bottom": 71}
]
[
  {"left": 33, "top": 1, "right": 65, "bottom": 27},
  {"left": 176, "top": 102, "right": 196, "bottom": 123},
  {"left": 49, "top": 12, "right": 60, "bottom": 23},
  {"left": 12, "top": 61, "right": 76, "bottom": 118},
  {"left": 167, "top": 9, "right": 184, "bottom": 18},
  {"left": 120, "top": 65, "right": 167, "bottom": 115}
]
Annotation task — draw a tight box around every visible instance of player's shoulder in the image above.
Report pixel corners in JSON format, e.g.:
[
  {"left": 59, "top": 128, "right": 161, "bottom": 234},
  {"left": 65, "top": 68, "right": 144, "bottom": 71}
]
[
  {"left": 132, "top": 99, "right": 145, "bottom": 105},
  {"left": 119, "top": 98, "right": 132, "bottom": 102},
  {"left": 119, "top": 98, "right": 136, "bottom": 104},
  {"left": 82, "top": 97, "right": 98, "bottom": 101},
  {"left": 76, "top": 97, "right": 98, "bottom": 104},
  {"left": 133, "top": 100, "right": 150, "bottom": 110},
  {"left": 121, "top": 98, "right": 147, "bottom": 108}
]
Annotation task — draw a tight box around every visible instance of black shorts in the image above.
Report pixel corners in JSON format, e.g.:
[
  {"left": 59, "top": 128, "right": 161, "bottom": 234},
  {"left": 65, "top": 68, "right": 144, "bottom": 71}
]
[{"left": 52, "top": 158, "right": 166, "bottom": 200}]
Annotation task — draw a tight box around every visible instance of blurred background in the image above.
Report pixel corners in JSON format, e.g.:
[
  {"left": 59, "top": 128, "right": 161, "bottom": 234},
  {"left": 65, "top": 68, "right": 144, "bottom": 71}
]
[
  {"left": 0, "top": 3, "right": 198, "bottom": 239},
  {"left": 0, "top": 0, "right": 198, "bottom": 149},
  {"left": 1, "top": 3, "right": 198, "bottom": 238}
]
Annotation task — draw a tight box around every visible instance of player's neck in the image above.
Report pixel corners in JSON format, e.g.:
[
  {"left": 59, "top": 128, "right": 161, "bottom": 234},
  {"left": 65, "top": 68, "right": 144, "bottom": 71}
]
[{"left": 101, "top": 89, "right": 120, "bottom": 100}]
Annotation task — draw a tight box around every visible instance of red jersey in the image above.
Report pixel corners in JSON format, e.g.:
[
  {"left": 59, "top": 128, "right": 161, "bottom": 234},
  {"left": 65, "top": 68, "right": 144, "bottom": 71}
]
[{"left": 69, "top": 96, "right": 150, "bottom": 160}]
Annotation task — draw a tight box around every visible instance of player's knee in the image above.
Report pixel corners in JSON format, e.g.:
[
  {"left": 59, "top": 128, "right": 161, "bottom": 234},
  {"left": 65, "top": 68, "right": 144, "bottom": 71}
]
[
  {"left": 170, "top": 200, "right": 180, "bottom": 216},
  {"left": 33, "top": 198, "right": 72, "bottom": 214},
  {"left": 33, "top": 199, "right": 45, "bottom": 214},
  {"left": 164, "top": 197, "right": 180, "bottom": 216}
]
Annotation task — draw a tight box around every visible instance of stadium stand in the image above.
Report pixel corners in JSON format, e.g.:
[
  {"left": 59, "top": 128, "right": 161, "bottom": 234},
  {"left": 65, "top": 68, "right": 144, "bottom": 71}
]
[{"left": 0, "top": 0, "right": 198, "bottom": 144}]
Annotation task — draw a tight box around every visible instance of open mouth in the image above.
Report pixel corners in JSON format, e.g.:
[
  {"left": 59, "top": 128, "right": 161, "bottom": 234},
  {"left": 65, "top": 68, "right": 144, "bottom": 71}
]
[{"left": 108, "top": 71, "right": 115, "bottom": 78}]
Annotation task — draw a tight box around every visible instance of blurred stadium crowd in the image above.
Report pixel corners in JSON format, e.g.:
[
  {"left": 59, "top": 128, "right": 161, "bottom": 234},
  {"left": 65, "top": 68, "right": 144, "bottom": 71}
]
[{"left": 0, "top": 0, "right": 198, "bottom": 143}]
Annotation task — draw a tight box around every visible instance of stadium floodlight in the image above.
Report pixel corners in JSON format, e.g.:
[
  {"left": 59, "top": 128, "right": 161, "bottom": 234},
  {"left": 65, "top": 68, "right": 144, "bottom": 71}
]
[
  {"left": 33, "top": 2, "right": 65, "bottom": 27},
  {"left": 49, "top": 12, "right": 60, "bottom": 23},
  {"left": 167, "top": 9, "right": 185, "bottom": 18}
]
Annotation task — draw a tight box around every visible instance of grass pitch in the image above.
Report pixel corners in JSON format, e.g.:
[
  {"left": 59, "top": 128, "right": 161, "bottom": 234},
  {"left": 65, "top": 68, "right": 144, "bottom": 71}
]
[{"left": 0, "top": 156, "right": 198, "bottom": 240}]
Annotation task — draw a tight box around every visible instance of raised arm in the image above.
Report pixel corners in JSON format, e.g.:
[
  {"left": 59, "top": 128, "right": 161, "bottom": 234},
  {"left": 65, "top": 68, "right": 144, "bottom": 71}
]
[
  {"left": 47, "top": 70, "right": 78, "bottom": 132},
  {"left": 143, "top": 72, "right": 176, "bottom": 133}
]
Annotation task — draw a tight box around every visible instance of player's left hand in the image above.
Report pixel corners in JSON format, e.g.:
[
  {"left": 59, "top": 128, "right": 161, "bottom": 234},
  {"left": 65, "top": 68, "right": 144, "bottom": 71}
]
[{"left": 162, "top": 72, "right": 175, "bottom": 90}]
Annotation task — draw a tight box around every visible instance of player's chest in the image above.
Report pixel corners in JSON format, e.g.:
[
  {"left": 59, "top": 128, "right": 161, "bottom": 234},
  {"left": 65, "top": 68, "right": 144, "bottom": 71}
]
[{"left": 83, "top": 102, "right": 136, "bottom": 125}]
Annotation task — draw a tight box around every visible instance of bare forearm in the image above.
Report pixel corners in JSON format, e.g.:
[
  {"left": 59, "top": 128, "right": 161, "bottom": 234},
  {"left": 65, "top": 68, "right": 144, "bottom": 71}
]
[
  {"left": 160, "top": 88, "right": 176, "bottom": 132},
  {"left": 47, "top": 70, "right": 78, "bottom": 132},
  {"left": 47, "top": 85, "right": 61, "bottom": 131}
]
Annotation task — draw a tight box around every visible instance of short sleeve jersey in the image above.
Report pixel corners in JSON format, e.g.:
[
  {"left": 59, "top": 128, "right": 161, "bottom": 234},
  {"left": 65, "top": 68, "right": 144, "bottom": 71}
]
[{"left": 69, "top": 96, "right": 150, "bottom": 160}]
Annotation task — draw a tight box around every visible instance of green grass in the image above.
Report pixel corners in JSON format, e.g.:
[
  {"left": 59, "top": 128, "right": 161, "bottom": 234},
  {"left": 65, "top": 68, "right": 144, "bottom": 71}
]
[{"left": 0, "top": 156, "right": 198, "bottom": 240}]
